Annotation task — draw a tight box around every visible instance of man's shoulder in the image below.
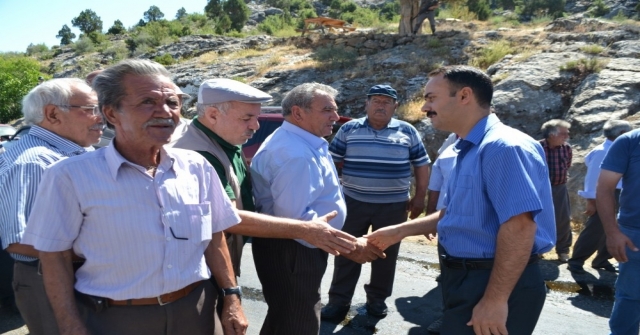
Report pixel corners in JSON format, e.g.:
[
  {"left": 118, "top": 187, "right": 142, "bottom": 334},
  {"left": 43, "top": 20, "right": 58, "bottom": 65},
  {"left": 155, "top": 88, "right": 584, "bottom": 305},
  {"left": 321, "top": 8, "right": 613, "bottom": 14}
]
[
  {"left": 481, "top": 124, "right": 541, "bottom": 154},
  {"left": 167, "top": 147, "right": 210, "bottom": 166}
]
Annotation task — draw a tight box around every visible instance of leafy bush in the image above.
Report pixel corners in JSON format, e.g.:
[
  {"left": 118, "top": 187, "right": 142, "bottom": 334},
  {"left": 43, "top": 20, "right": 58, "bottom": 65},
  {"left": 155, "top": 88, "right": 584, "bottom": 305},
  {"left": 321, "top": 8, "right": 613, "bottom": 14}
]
[
  {"left": 73, "top": 37, "right": 95, "bottom": 54},
  {"left": 102, "top": 43, "right": 129, "bottom": 63},
  {"left": 589, "top": 0, "right": 610, "bottom": 17},
  {"left": 580, "top": 44, "right": 604, "bottom": 55},
  {"left": 312, "top": 46, "right": 358, "bottom": 70},
  {"left": 154, "top": 53, "right": 176, "bottom": 66},
  {"left": 258, "top": 15, "right": 292, "bottom": 35},
  {"left": 26, "top": 43, "right": 49, "bottom": 56},
  {"left": 519, "top": 0, "right": 565, "bottom": 19},
  {"left": 560, "top": 58, "right": 608, "bottom": 73},
  {"left": 379, "top": 0, "right": 400, "bottom": 22},
  {"left": 0, "top": 54, "right": 42, "bottom": 123},
  {"left": 468, "top": 0, "right": 491, "bottom": 21},
  {"left": 471, "top": 40, "right": 515, "bottom": 69}
]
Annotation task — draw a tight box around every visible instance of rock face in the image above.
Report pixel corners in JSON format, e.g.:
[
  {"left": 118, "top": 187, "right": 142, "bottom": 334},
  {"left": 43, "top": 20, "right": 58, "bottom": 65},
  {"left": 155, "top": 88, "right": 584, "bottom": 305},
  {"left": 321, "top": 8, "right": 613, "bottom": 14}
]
[{"left": 45, "top": 15, "right": 640, "bottom": 223}]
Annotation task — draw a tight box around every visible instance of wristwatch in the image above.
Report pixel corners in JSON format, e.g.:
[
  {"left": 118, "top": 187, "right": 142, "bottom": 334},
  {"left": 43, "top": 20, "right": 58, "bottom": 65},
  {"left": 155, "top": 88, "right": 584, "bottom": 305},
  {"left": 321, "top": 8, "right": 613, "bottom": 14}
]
[{"left": 221, "top": 286, "right": 242, "bottom": 298}]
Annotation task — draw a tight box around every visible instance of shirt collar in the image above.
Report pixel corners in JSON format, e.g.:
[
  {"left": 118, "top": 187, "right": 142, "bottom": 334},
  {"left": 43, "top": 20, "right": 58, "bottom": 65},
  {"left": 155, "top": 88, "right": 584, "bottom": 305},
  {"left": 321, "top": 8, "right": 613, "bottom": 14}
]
[
  {"left": 357, "top": 117, "right": 400, "bottom": 129},
  {"left": 29, "top": 125, "right": 93, "bottom": 155},
  {"left": 281, "top": 121, "right": 328, "bottom": 151},
  {"left": 192, "top": 117, "right": 241, "bottom": 152},
  {"left": 105, "top": 140, "right": 175, "bottom": 181},
  {"left": 603, "top": 138, "right": 613, "bottom": 149},
  {"left": 461, "top": 114, "right": 501, "bottom": 147}
]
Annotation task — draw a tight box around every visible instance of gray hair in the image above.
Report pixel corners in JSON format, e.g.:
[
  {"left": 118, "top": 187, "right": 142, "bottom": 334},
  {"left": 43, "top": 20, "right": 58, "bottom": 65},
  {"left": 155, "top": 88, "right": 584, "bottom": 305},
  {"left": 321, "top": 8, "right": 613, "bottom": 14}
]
[
  {"left": 281, "top": 83, "right": 338, "bottom": 117},
  {"left": 541, "top": 119, "right": 571, "bottom": 138},
  {"left": 196, "top": 102, "right": 230, "bottom": 117},
  {"left": 22, "top": 78, "right": 89, "bottom": 126},
  {"left": 93, "top": 59, "right": 171, "bottom": 111},
  {"left": 603, "top": 120, "right": 632, "bottom": 140}
]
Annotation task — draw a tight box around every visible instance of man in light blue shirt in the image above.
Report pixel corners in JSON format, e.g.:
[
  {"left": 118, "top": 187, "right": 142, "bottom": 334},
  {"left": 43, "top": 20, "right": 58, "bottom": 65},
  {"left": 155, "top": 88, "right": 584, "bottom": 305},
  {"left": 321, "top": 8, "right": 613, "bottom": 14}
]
[
  {"left": 568, "top": 120, "right": 631, "bottom": 274},
  {"left": 0, "top": 78, "right": 103, "bottom": 335},
  {"left": 366, "top": 66, "right": 555, "bottom": 335},
  {"left": 251, "top": 82, "right": 374, "bottom": 335}
]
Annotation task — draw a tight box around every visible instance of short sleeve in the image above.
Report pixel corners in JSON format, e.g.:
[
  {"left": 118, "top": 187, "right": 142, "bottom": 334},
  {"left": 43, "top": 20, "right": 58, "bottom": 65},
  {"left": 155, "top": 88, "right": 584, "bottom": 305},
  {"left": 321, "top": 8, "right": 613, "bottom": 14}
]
[
  {"left": 601, "top": 136, "right": 632, "bottom": 175},
  {"left": 329, "top": 126, "right": 347, "bottom": 163}
]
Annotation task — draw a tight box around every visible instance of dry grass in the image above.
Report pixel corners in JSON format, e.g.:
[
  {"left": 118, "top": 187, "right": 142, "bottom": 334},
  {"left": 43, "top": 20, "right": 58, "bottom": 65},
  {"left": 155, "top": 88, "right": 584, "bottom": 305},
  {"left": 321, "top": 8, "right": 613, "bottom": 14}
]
[
  {"left": 198, "top": 51, "right": 219, "bottom": 65},
  {"left": 580, "top": 44, "right": 605, "bottom": 55},
  {"left": 256, "top": 55, "right": 283, "bottom": 76},
  {"left": 397, "top": 99, "right": 426, "bottom": 124},
  {"left": 226, "top": 48, "right": 269, "bottom": 60},
  {"left": 491, "top": 71, "right": 510, "bottom": 84}
]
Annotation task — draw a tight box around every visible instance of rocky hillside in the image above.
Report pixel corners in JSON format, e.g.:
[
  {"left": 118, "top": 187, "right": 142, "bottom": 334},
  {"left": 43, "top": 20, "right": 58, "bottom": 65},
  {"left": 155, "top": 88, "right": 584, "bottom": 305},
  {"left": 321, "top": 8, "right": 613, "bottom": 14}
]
[{"left": 42, "top": 10, "right": 640, "bottom": 223}]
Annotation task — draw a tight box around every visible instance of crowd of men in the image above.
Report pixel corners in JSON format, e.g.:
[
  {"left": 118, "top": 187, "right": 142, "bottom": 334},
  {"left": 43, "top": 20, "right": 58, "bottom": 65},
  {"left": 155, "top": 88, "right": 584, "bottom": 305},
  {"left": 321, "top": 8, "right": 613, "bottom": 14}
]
[{"left": 0, "top": 60, "right": 638, "bottom": 335}]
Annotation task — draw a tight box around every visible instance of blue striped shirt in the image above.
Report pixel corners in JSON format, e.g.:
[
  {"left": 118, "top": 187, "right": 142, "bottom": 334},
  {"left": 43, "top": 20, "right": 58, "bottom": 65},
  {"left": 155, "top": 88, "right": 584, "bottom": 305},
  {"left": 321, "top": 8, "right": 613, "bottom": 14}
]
[
  {"left": 438, "top": 114, "right": 556, "bottom": 258},
  {"left": 0, "top": 126, "right": 91, "bottom": 261},
  {"left": 329, "top": 117, "right": 430, "bottom": 203}
]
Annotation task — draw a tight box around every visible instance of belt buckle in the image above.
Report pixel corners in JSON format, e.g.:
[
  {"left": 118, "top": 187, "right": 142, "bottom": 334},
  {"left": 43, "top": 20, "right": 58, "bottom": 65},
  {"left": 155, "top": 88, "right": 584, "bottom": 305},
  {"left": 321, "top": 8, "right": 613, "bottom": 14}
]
[{"left": 157, "top": 295, "right": 170, "bottom": 306}]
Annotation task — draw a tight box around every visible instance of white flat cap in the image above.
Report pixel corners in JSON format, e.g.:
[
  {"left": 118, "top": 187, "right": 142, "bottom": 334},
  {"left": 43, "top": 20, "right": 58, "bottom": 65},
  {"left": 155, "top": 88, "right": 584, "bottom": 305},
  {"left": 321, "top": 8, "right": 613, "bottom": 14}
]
[{"left": 198, "top": 78, "right": 272, "bottom": 104}]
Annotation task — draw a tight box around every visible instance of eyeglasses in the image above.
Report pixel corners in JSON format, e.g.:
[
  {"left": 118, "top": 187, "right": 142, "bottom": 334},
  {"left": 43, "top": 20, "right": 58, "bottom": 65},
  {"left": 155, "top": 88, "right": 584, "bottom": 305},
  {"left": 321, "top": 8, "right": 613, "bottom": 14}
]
[{"left": 56, "top": 105, "right": 100, "bottom": 116}]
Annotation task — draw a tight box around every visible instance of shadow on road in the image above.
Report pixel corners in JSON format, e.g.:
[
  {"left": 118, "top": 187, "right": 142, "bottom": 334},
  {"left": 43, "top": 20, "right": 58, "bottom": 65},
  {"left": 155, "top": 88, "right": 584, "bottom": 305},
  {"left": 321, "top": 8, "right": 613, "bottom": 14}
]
[
  {"left": 0, "top": 308, "right": 24, "bottom": 334},
  {"left": 395, "top": 284, "right": 442, "bottom": 334},
  {"left": 321, "top": 303, "right": 383, "bottom": 335}
]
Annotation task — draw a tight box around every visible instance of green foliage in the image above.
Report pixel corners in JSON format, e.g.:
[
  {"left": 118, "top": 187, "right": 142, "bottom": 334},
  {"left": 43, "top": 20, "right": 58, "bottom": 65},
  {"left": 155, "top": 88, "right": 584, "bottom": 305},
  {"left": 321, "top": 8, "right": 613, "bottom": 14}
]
[
  {"left": 144, "top": 5, "right": 165, "bottom": 22},
  {"left": 205, "top": 0, "right": 250, "bottom": 33},
  {"left": 312, "top": 46, "right": 358, "bottom": 70},
  {"left": 560, "top": 58, "right": 608, "bottom": 73},
  {"left": 611, "top": 10, "right": 628, "bottom": 22},
  {"left": 26, "top": 43, "right": 48, "bottom": 56},
  {"left": 437, "top": 2, "right": 477, "bottom": 21},
  {"left": 589, "top": 0, "right": 609, "bottom": 17},
  {"left": 468, "top": 0, "right": 492, "bottom": 21},
  {"left": 0, "top": 54, "right": 42, "bottom": 123},
  {"left": 497, "top": 0, "right": 516, "bottom": 10},
  {"left": 73, "top": 37, "right": 95, "bottom": 54},
  {"left": 85, "top": 31, "right": 107, "bottom": 45},
  {"left": 379, "top": 0, "right": 400, "bottom": 21},
  {"left": 154, "top": 53, "right": 176, "bottom": 65},
  {"left": 56, "top": 24, "right": 76, "bottom": 45},
  {"left": 471, "top": 40, "right": 515, "bottom": 69},
  {"left": 72, "top": 9, "right": 103, "bottom": 34},
  {"left": 215, "top": 15, "right": 233, "bottom": 34},
  {"left": 176, "top": 7, "right": 187, "bottom": 20},
  {"left": 107, "top": 20, "right": 126, "bottom": 35},
  {"left": 258, "top": 15, "right": 291, "bottom": 34},
  {"left": 341, "top": 7, "right": 380, "bottom": 26},
  {"left": 580, "top": 44, "right": 604, "bottom": 55},
  {"left": 102, "top": 43, "right": 129, "bottom": 63},
  {"left": 518, "top": 0, "right": 565, "bottom": 19},
  {"left": 266, "top": 0, "right": 312, "bottom": 12}
]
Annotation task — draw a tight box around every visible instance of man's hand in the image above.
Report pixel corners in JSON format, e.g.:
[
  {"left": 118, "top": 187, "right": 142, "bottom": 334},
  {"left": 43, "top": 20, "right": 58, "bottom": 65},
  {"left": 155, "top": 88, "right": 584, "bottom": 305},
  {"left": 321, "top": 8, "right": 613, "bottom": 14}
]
[
  {"left": 584, "top": 199, "right": 596, "bottom": 217},
  {"left": 301, "top": 211, "right": 357, "bottom": 256},
  {"left": 341, "top": 238, "right": 386, "bottom": 264},
  {"left": 365, "top": 226, "right": 404, "bottom": 251},
  {"left": 606, "top": 230, "right": 639, "bottom": 263},
  {"left": 467, "top": 297, "right": 508, "bottom": 335},
  {"left": 220, "top": 296, "right": 248, "bottom": 335},
  {"left": 407, "top": 196, "right": 425, "bottom": 219}
]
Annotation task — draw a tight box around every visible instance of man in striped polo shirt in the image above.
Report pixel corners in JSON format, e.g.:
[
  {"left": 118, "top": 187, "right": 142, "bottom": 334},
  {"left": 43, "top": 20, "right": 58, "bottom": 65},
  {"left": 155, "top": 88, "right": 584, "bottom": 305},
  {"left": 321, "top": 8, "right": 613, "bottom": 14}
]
[
  {"left": 0, "top": 78, "right": 104, "bottom": 335},
  {"left": 322, "top": 85, "right": 430, "bottom": 319}
]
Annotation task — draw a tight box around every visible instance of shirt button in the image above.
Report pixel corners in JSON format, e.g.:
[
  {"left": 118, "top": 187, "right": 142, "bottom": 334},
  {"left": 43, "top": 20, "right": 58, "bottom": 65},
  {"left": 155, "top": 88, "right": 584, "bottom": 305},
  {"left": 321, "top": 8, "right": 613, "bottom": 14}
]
[{"left": 167, "top": 264, "right": 172, "bottom": 269}]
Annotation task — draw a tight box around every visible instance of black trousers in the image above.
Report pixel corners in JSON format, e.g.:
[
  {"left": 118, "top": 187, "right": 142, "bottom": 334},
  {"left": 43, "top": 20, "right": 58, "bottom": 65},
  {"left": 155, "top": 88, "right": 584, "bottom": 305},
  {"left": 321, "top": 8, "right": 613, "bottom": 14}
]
[
  {"left": 440, "top": 256, "right": 546, "bottom": 335},
  {"left": 328, "top": 196, "right": 407, "bottom": 305},
  {"left": 552, "top": 184, "right": 572, "bottom": 255},
  {"left": 252, "top": 237, "right": 328, "bottom": 335},
  {"left": 569, "top": 189, "right": 621, "bottom": 268},
  {"left": 0, "top": 239, "right": 14, "bottom": 304},
  {"left": 77, "top": 281, "right": 219, "bottom": 335}
]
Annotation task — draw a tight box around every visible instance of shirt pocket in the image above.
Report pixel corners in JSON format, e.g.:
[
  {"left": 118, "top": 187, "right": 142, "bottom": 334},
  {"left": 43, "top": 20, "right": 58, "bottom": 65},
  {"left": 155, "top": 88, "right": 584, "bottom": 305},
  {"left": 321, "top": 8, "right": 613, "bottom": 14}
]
[
  {"left": 185, "top": 202, "right": 212, "bottom": 244},
  {"left": 449, "top": 175, "right": 474, "bottom": 217}
]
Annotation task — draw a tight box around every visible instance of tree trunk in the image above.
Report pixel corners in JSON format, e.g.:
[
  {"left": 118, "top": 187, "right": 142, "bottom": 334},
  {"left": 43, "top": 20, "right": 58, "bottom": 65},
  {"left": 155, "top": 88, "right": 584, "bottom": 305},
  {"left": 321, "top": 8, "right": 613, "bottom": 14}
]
[{"left": 399, "top": 0, "right": 421, "bottom": 35}]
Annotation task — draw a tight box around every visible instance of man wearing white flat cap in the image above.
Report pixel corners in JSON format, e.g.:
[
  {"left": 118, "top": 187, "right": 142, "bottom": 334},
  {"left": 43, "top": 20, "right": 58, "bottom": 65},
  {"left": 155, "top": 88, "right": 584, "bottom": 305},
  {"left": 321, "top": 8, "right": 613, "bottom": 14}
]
[{"left": 170, "top": 79, "right": 357, "bottom": 320}]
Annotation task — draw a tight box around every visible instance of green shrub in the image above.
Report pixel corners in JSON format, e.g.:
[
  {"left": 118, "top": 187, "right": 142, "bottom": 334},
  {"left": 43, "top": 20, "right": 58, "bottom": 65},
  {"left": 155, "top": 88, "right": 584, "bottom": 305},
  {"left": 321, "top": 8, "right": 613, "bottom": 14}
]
[
  {"left": 519, "top": 0, "right": 565, "bottom": 19},
  {"left": 26, "top": 43, "right": 49, "bottom": 56},
  {"left": 0, "top": 54, "right": 42, "bottom": 123},
  {"left": 73, "top": 37, "right": 95, "bottom": 54},
  {"left": 560, "top": 58, "right": 608, "bottom": 73},
  {"left": 580, "top": 44, "right": 604, "bottom": 55},
  {"left": 154, "top": 53, "right": 176, "bottom": 66},
  {"left": 379, "top": 0, "right": 400, "bottom": 22},
  {"left": 468, "top": 0, "right": 491, "bottom": 21},
  {"left": 102, "top": 43, "right": 129, "bottom": 63},
  {"left": 340, "top": 7, "right": 380, "bottom": 26},
  {"left": 258, "top": 14, "right": 294, "bottom": 35},
  {"left": 312, "top": 46, "right": 358, "bottom": 69},
  {"left": 471, "top": 40, "right": 515, "bottom": 69},
  {"left": 589, "top": 0, "right": 609, "bottom": 17}
]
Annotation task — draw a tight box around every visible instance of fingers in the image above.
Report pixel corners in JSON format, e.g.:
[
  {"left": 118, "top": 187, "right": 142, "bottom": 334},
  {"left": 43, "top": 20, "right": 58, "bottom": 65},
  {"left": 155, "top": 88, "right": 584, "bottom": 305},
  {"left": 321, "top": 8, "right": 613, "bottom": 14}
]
[
  {"left": 627, "top": 240, "right": 639, "bottom": 252},
  {"left": 319, "top": 211, "right": 338, "bottom": 223},
  {"left": 332, "top": 229, "right": 357, "bottom": 243},
  {"left": 366, "top": 244, "right": 386, "bottom": 259}
]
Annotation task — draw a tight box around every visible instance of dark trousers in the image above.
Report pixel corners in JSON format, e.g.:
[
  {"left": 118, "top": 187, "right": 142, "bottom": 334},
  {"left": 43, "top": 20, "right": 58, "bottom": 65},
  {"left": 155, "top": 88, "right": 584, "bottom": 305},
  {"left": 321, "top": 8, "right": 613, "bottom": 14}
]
[
  {"left": 328, "top": 196, "right": 407, "bottom": 305},
  {"left": 569, "top": 189, "right": 621, "bottom": 268},
  {"left": 440, "top": 258, "right": 547, "bottom": 335},
  {"left": 77, "top": 281, "right": 219, "bottom": 335},
  {"left": 252, "top": 237, "right": 328, "bottom": 335},
  {"left": 413, "top": 10, "right": 436, "bottom": 34},
  {"left": 552, "top": 184, "right": 572, "bottom": 254},
  {"left": 13, "top": 261, "right": 60, "bottom": 335},
  {"left": 0, "top": 241, "right": 14, "bottom": 305}
]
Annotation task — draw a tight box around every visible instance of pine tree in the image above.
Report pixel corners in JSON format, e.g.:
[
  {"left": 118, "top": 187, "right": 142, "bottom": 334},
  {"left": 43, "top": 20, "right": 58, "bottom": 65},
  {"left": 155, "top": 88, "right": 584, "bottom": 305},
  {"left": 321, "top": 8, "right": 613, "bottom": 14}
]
[
  {"left": 107, "top": 20, "right": 126, "bottom": 35},
  {"left": 56, "top": 24, "right": 76, "bottom": 45}
]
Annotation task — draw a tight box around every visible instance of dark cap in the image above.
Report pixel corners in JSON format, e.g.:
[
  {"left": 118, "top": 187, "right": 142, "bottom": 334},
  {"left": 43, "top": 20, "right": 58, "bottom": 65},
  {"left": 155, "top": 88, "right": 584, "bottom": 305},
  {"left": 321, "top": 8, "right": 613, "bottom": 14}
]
[{"left": 367, "top": 85, "right": 397, "bottom": 100}]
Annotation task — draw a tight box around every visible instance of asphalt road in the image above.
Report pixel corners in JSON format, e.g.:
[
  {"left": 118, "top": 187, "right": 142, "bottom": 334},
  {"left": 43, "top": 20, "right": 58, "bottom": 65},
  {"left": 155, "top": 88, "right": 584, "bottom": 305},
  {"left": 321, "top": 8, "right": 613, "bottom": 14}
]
[{"left": 1, "top": 238, "right": 614, "bottom": 335}]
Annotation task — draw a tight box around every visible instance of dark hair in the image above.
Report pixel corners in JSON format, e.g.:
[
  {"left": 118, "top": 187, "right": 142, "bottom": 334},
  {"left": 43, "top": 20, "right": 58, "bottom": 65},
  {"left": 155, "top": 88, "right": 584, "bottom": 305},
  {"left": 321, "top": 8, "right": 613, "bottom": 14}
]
[
  {"left": 428, "top": 66, "right": 493, "bottom": 109},
  {"left": 603, "top": 120, "right": 632, "bottom": 141}
]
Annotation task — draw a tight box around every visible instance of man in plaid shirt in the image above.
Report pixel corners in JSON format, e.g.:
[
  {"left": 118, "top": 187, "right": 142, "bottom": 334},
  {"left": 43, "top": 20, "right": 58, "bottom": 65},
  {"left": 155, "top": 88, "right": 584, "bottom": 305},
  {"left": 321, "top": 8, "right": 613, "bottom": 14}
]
[{"left": 540, "top": 119, "right": 573, "bottom": 262}]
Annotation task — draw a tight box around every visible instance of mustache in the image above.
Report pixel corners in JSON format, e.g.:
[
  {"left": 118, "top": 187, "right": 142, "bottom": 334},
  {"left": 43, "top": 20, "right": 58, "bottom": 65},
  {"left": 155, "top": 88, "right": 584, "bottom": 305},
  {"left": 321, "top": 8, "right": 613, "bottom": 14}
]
[
  {"left": 426, "top": 111, "right": 437, "bottom": 117},
  {"left": 90, "top": 123, "right": 106, "bottom": 131},
  {"left": 244, "top": 130, "right": 256, "bottom": 137},
  {"left": 143, "top": 118, "right": 176, "bottom": 128}
]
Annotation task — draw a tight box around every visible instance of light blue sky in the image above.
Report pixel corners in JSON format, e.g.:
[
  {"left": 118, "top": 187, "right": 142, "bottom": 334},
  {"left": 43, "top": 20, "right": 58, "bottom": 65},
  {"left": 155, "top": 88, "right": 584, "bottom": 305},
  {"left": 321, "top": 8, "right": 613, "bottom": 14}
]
[{"left": 0, "top": 0, "right": 209, "bottom": 52}]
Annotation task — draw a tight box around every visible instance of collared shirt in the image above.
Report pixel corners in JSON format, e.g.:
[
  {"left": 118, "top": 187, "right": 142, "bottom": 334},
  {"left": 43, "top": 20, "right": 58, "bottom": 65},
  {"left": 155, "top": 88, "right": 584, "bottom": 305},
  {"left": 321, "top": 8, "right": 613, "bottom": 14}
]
[
  {"left": 251, "top": 121, "right": 346, "bottom": 248},
  {"left": 329, "top": 117, "right": 430, "bottom": 204},
  {"left": 540, "top": 139, "right": 572, "bottom": 185},
  {"left": 428, "top": 142, "right": 457, "bottom": 210},
  {"left": 578, "top": 139, "right": 621, "bottom": 199},
  {"left": 438, "top": 114, "right": 556, "bottom": 258},
  {"left": 0, "top": 126, "right": 91, "bottom": 262},
  {"left": 22, "top": 142, "right": 240, "bottom": 300},
  {"left": 192, "top": 117, "right": 255, "bottom": 212},
  {"left": 600, "top": 129, "right": 640, "bottom": 229}
]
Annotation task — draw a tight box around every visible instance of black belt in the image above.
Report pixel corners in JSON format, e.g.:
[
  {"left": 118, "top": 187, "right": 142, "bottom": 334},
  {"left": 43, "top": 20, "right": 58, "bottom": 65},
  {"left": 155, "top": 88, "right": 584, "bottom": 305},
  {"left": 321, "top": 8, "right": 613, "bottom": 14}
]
[
  {"left": 16, "top": 260, "right": 39, "bottom": 267},
  {"left": 442, "top": 254, "right": 539, "bottom": 270}
]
